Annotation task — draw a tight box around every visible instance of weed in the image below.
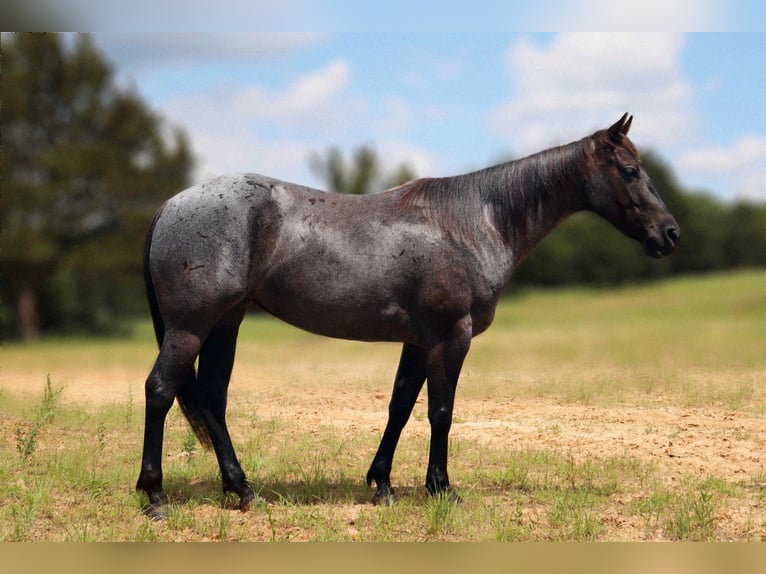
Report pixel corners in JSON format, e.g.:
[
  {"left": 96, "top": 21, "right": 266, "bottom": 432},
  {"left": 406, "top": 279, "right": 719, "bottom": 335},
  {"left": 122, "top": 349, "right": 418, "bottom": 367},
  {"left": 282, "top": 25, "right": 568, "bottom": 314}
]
[
  {"left": 1, "top": 477, "right": 52, "bottom": 542},
  {"left": 666, "top": 484, "right": 719, "bottom": 541},
  {"left": 6, "top": 499, "right": 35, "bottom": 542},
  {"left": 181, "top": 428, "right": 198, "bottom": 461},
  {"left": 65, "top": 521, "right": 94, "bottom": 542},
  {"left": 125, "top": 384, "right": 135, "bottom": 427},
  {"left": 424, "top": 492, "right": 457, "bottom": 534},
  {"left": 264, "top": 503, "right": 279, "bottom": 542},
  {"left": 15, "top": 376, "right": 63, "bottom": 462},
  {"left": 548, "top": 490, "right": 603, "bottom": 540},
  {"left": 487, "top": 499, "right": 527, "bottom": 541},
  {"left": 165, "top": 504, "right": 195, "bottom": 531},
  {"left": 497, "top": 457, "right": 531, "bottom": 491},
  {"left": 134, "top": 520, "right": 159, "bottom": 542}
]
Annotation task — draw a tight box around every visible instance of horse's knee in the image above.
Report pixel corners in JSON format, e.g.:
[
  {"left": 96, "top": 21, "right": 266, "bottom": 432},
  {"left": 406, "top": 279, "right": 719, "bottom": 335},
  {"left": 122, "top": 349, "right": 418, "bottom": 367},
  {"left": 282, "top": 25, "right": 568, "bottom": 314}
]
[
  {"left": 144, "top": 371, "right": 179, "bottom": 412},
  {"left": 428, "top": 405, "right": 452, "bottom": 433}
]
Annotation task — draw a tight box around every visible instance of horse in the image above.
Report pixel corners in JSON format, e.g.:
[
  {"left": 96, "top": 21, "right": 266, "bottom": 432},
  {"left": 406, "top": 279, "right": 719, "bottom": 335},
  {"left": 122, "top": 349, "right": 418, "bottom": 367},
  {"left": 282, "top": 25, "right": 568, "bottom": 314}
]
[{"left": 136, "top": 114, "right": 679, "bottom": 518}]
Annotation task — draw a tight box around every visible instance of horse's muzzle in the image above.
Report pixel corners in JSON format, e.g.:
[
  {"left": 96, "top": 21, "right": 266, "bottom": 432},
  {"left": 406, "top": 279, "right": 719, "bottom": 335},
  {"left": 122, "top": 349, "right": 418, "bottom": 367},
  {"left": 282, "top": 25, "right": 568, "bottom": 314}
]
[{"left": 643, "top": 219, "right": 680, "bottom": 258}]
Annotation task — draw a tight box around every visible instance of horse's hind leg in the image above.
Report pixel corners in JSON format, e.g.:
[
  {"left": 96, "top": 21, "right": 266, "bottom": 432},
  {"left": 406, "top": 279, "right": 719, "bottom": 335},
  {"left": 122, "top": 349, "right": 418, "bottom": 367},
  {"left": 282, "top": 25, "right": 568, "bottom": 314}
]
[
  {"left": 177, "top": 303, "right": 255, "bottom": 511},
  {"left": 366, "top": 343, "right": 427, "bottom": 505},
  {"left": 136, "top": 328, "right": 202, "bottom": 519}
]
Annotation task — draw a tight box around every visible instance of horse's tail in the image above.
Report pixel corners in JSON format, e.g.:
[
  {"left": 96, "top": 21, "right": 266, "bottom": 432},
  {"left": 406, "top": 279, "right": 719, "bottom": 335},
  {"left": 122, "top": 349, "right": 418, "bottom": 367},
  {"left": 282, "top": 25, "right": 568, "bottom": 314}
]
[
  {"left": 144, "top": 204, "right": 214, "bottom": 449},
  {"left": 144, "top": 205, "right": 166, "bottom": 349}
]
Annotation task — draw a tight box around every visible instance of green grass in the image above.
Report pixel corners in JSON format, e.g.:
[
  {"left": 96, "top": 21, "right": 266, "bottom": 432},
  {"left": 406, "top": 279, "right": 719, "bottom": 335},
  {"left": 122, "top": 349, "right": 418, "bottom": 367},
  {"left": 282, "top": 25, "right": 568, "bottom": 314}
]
[
  {"left": 465, "top": 270, "right": 765, "bottom": 410},
  {"left": 0, "top": 270, "right": 763, "bottom": 541}
]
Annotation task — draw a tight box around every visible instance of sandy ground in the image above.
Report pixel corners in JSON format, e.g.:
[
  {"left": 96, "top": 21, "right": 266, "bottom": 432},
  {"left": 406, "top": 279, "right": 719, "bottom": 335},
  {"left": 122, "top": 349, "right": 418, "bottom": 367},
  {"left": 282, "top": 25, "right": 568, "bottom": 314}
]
[
  {"left": 4, "top": 360, "right": 765, "bottom": 489},
  {"left": 3, "top": 356, "right": 764, "bottom": 541}
]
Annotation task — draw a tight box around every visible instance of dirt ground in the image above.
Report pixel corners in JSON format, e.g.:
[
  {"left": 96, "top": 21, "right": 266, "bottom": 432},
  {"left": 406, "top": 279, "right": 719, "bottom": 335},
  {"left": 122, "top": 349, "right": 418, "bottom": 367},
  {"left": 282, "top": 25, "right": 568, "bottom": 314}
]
[
  {"left": 8, "top": 365, "right": 764, "bottom": 487},
  {"left": 3, "top": 359, "right": 765, "bottom": 541}
]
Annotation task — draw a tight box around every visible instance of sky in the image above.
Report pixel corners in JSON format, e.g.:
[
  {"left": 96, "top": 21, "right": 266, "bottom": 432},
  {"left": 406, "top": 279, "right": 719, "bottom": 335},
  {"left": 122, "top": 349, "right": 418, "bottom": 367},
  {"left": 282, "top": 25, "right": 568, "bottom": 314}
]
[{"left": 86, "top": 32, "right": 765, "bottom": 202}]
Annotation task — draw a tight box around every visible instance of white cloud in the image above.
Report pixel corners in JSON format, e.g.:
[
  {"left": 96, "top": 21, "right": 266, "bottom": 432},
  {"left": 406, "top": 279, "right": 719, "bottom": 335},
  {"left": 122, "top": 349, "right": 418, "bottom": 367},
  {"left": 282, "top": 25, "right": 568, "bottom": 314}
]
[
  {"left": 160, "top": 58, "right": 435, "bottom": 187},
  {"left": 679, "top": 136, "right": 766, "bottom": 200},
  {"left": 161, "top": 59, "right": 353, "bottom": 183},
  {"left": 230, "top": 59, "right": 352, "bottom": 127},
  {"left": 488, "top": 33, "right": 698, "bottom": 154}
]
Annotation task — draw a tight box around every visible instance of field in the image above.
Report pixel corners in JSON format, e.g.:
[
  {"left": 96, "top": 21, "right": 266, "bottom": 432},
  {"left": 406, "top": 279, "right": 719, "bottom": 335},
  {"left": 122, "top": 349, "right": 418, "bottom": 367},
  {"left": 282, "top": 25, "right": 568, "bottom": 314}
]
[{"left": 1, "top": 270, "right": 763, "bottom": 541}]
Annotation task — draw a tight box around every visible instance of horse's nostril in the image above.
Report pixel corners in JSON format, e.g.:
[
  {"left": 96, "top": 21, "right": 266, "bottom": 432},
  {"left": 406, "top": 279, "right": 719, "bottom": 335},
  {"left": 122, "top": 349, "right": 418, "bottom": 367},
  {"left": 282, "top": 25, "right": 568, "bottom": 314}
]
[{"left": 666, "top": 226, "right": 679, "bottom": 244}]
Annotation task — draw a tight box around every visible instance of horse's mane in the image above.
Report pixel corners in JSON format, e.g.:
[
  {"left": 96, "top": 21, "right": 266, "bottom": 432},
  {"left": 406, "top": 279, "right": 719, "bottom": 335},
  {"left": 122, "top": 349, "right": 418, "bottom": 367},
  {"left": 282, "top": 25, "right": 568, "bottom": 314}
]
[{"left": 395, "top": 138, "right": 590, "bottom": 244}]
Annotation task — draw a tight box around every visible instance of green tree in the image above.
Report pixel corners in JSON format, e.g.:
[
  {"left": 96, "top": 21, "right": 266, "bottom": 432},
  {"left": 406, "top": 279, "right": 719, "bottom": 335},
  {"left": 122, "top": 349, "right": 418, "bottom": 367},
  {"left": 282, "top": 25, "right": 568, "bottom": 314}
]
[
  {"left": 2, "top": 33, "right": 193, "bottom": 339},
  {"left": 309, "top": 145, "right": 416, "bottom": 195},
  {"left": 722, "top": 200, "right": 765, "bottom": 269}
]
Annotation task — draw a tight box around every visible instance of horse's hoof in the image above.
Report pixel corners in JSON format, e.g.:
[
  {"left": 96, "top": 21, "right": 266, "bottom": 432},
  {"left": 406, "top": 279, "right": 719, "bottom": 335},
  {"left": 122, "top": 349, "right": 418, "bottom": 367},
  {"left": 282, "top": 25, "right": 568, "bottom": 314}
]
[
  {"left": 445, "top": 489, "right": 463, "bottom": 505},
  {"left": 142, "top": 504, "right": 168, "bottom": 521},
  {"left": 372, "top": 488, "right": 397, "bottom": 507},
  {"left": 223, "top": 483, "right": 261, "bottom": 512},
  {"left": 237, "top": 490, "right": 266, "bottom": 512}
]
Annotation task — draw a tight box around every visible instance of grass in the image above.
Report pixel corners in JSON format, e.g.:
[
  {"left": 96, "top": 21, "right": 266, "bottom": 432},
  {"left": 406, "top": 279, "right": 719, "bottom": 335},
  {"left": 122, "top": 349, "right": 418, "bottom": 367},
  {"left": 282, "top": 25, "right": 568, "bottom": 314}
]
[
  {"left": 14, "top": 375, "right": 63, "bottom": 462},
  {"left": 0, "top": 270, "right": 763, "bottom": 541}
]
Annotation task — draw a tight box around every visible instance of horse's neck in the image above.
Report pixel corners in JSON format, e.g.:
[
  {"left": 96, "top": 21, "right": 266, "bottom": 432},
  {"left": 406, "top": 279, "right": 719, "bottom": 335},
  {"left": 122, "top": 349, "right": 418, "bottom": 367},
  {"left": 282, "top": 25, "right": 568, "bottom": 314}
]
[{"left": 489, "top": 141, "right": 588, "bottom": 263}]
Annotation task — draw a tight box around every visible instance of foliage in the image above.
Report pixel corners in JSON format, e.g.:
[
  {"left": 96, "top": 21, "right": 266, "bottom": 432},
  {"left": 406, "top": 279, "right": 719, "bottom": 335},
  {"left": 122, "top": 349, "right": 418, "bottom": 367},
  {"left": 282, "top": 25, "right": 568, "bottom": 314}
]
[
  {"left": 309, "top": 145, "right": 416, "bottom": 195},
  {"left": 1, "top": 33, "right": 193, "bottom": 339}
]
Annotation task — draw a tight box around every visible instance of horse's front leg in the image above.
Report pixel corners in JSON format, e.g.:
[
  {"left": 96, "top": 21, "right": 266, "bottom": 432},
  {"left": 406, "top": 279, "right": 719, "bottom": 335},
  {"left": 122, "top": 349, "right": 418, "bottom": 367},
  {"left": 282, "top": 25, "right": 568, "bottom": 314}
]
[
  {"left": 366, "top": 344, "right": 427, "bottom": 505},
  {"left": 424, "top": 317, "right": 471, "bottom": 498}
]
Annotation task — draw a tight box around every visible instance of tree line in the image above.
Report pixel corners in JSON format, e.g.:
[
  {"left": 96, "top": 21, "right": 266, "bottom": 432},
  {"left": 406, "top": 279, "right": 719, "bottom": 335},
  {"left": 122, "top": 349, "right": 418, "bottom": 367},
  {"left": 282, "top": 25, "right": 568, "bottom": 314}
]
[
  {"left": 2, "top": 34, "right": 762, "bottom": 340},
  {"left": 2, "top": 34, "right": 192, "bottom": 339}
]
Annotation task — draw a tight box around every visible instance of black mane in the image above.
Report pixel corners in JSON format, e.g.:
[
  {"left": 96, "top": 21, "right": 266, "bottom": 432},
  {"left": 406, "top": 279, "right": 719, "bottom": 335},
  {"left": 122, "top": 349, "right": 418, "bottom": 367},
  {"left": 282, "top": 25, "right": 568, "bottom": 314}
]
[{"left": 396, "top": 138, "right": 590, "bottom": 244}]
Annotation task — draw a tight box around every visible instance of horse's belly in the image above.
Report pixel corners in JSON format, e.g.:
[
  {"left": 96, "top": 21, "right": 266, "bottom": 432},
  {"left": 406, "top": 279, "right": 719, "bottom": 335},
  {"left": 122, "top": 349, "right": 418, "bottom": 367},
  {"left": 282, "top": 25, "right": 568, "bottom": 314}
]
[
  {"left": 257, "top": 295, "right": 415, "bottom": 343},
  {"left": 252, "top": 270, "right": 417, "bottom": 343}
]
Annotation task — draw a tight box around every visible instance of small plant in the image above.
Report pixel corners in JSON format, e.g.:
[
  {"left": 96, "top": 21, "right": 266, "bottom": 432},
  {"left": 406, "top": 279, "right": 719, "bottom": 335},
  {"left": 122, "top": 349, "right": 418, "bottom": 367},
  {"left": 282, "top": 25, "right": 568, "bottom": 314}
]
[
  {"left": 96, "top": 422, "right": 107, "bottom": 452},
  {"left": 264, "top": 502, "right": 279, "bottom": 542},
  {"left": 549, "top": 491, "right": 603, "bottom": 541},
  {"left": 488, "top": 500, "right": 527, "bottom": 541},
  {"left": 15, "top": 376, "right": 64, "bottom": 462},
  {"left": 666, "top": 484, "right": 719, "bottom": 541},
  {"left": 124, "top": 384, "right": 134, "bottom": 427},
  {"left": 86, "top": 421, "right": 108, "bottom": 482},
  {"left": 181, "top": 429, "right": 198, "bottom": 461},
  {"left": 424, "top": 492, "right": 457, "bottom": 534},
  {"left": 6, "top": 498, "right": 35, "bottom": 542},
  {"left": 216, "top": 508, "right": 231, "bottom": 541}
]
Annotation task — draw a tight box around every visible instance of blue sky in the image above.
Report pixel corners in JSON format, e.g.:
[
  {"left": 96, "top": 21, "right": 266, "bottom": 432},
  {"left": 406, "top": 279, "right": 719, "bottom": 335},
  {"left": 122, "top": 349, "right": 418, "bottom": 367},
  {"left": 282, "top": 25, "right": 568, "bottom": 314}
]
[{"left": 89, "top": 32, "right": 764, "bottom": 202}]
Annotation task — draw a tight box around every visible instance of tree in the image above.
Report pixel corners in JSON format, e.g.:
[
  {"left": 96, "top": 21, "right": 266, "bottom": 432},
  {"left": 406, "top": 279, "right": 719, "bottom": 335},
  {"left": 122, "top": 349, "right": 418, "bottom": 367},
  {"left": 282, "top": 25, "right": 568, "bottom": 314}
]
[
  {"left": 309, "top": 145, "right": 416, "bottom": 195},
  {"left": 2, "top": 34, "right": 193, "bottom": 339}
]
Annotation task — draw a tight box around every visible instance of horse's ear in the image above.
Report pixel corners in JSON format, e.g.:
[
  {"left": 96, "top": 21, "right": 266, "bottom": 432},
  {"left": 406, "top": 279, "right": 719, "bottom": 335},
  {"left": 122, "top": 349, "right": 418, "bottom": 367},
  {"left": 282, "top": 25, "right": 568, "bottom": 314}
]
[
  {"left": 622, "top": 114, "right": 633, "bottom": 135},
  {"left": 607, "top": 113, "right": 631, "bottom": 141}
]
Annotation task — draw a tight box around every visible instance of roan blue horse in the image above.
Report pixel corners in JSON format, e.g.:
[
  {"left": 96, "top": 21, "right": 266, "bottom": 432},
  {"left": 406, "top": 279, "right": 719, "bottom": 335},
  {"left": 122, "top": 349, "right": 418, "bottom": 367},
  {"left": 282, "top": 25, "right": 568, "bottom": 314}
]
[{"left": 136, "top": 114, "right": 679, "bottom": 518}]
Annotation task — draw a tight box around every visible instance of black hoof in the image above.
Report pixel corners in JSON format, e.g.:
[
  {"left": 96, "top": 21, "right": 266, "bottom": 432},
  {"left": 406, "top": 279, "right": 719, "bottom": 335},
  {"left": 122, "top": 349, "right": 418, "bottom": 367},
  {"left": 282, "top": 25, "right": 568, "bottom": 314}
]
[
  {"left": 224, "top": 483, "right": 260, "bottom": 512},
  {"left": 372, "top": 487, "right": 397, "bottom": 507},
  {"left": 445, "top": 489, "right": 463, "bottom": 505},
  {"left": 139, "top": 488, "right": 169, "bottom": 520},
  {"left": 141, "top": 503, "right": 168, "bottom": 521}
]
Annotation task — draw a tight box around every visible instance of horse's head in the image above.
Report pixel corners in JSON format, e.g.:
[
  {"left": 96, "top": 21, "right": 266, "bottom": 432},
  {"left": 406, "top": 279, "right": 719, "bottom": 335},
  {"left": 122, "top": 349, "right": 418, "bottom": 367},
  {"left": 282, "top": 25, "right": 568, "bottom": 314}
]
[{"left": 584, "top": 114, "right": 679, "bottom": 258}]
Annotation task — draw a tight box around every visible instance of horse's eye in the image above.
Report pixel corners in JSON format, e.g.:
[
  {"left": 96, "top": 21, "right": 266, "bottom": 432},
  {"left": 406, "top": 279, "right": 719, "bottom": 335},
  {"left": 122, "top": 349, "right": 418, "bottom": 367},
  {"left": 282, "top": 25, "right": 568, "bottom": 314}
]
[{"left": 620, "top": 165, "right": 639, "bottom": 181}]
